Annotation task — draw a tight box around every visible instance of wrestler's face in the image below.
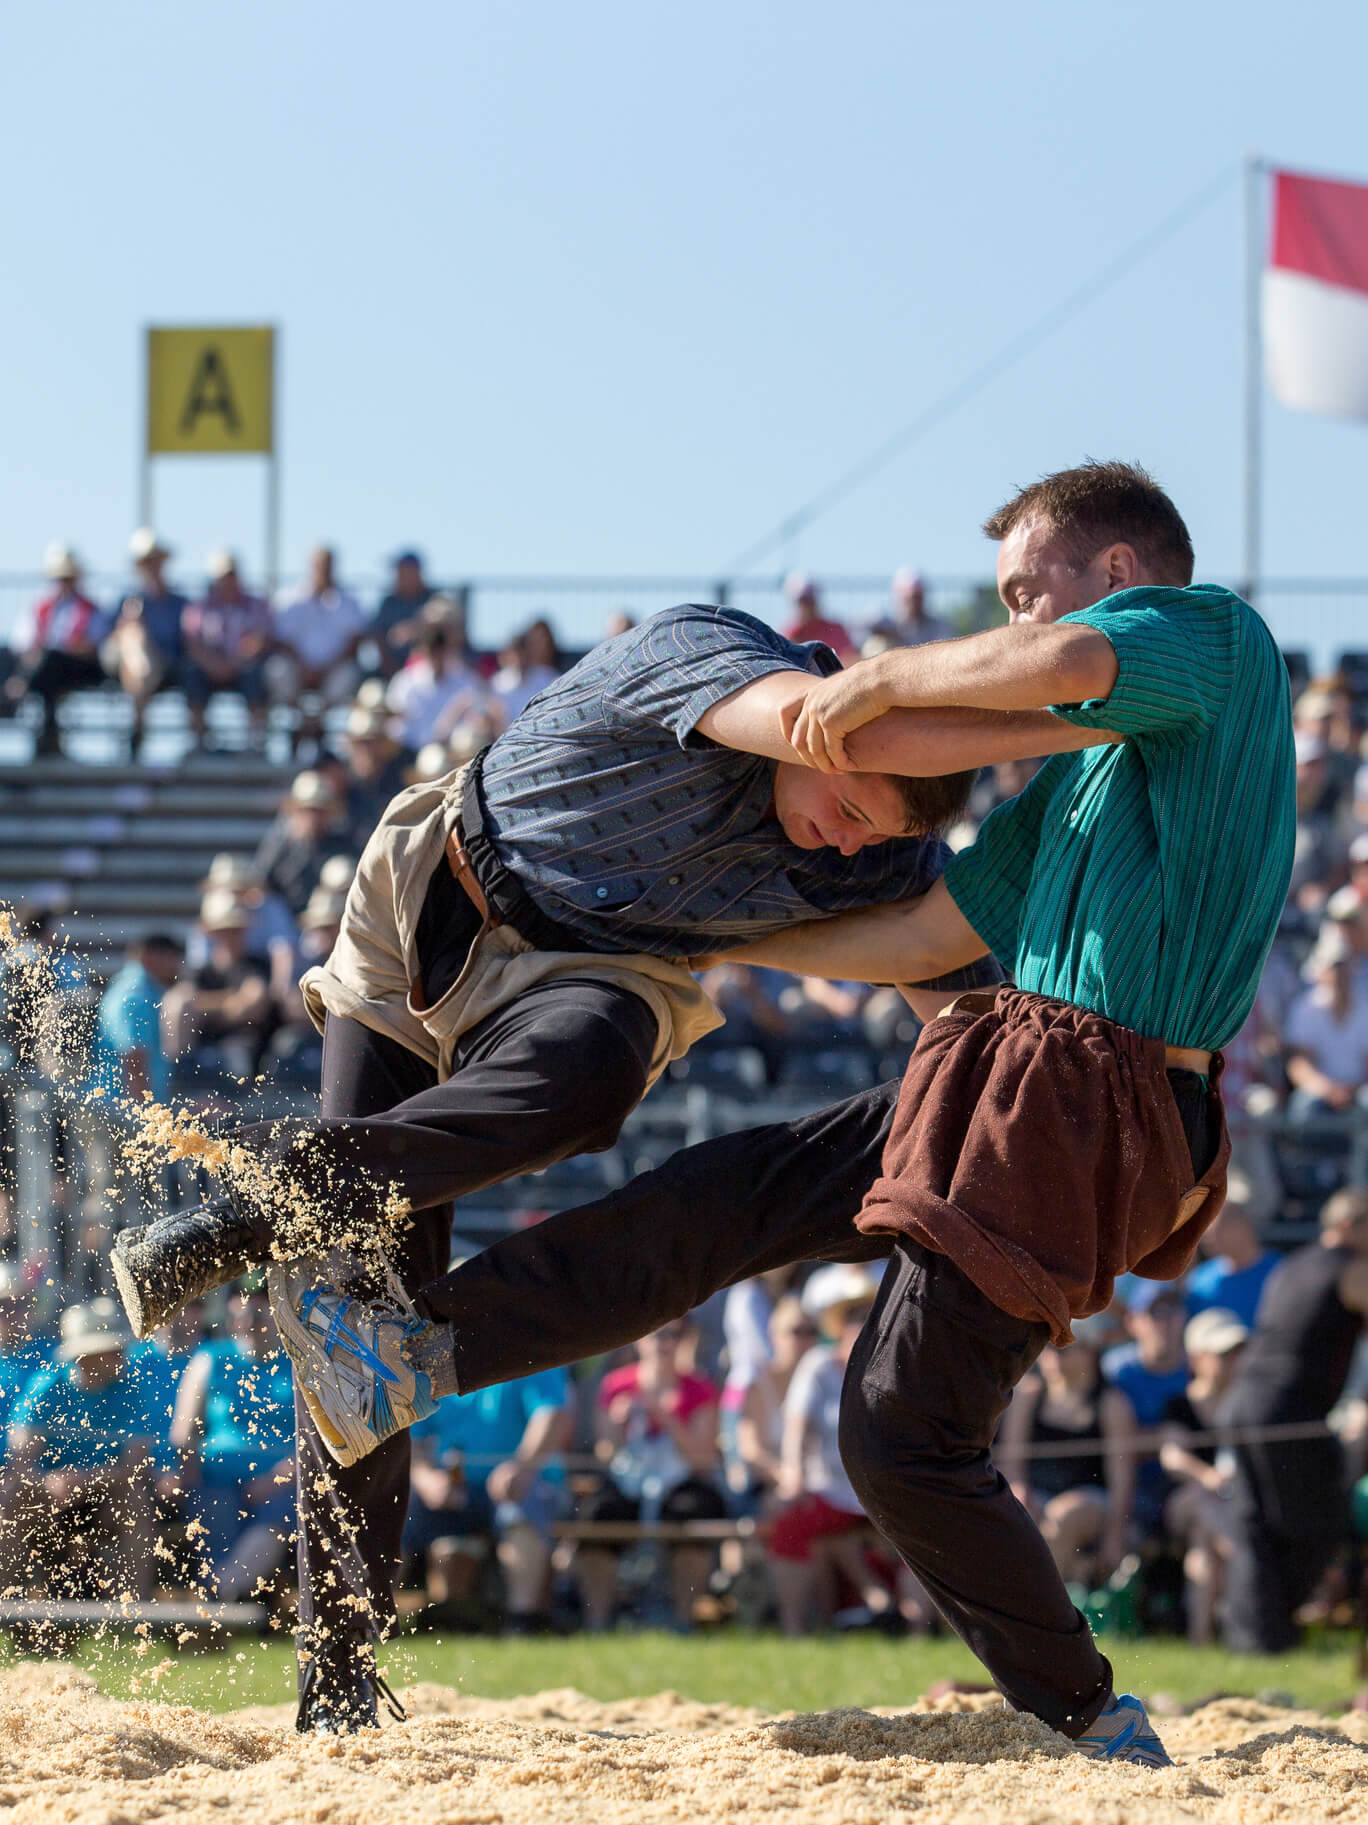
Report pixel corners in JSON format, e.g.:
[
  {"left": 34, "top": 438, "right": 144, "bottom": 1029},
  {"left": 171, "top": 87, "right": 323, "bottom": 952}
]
[
  {"left": 772, "top": 763, "right": 910, "bottom": 855},
  {"left": 996, "top": 515, "right": 1141, "bottom": 625}
]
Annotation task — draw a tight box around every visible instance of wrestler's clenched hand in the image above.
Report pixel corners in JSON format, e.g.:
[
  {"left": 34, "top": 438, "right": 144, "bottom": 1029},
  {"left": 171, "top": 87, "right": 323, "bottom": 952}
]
[{"left": 783, "top": 658, "right": 895, "bottom": 772}]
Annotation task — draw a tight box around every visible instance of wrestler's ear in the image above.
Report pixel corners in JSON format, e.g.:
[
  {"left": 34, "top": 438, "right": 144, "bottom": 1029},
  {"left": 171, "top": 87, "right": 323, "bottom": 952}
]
[{"left": 1101, "top": 542, "right": 1141, "bottom": 592}]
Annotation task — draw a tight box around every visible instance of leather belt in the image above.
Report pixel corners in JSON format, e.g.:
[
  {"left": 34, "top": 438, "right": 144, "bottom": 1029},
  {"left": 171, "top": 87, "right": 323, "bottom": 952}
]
[{"left": 445, "top": 829, "right": 499, "bottom": 929}]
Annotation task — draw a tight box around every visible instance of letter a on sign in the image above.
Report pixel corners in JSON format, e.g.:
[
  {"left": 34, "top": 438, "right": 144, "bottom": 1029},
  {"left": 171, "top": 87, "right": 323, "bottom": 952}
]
[{"left": 146, "top": 326, "right": 274, "bottom": 454}]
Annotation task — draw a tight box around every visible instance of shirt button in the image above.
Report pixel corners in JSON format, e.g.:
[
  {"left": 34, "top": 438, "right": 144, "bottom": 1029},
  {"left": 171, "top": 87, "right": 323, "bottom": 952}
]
[
  {"left": 596, "top": 887, "right": 608, "bottom": 899},
  {"left": 668, "top": 874, "right": 681, "bottom": 885}
]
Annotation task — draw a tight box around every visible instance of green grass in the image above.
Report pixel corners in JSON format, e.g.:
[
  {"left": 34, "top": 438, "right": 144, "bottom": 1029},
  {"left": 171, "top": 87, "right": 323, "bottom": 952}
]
[{"left": 27, "top": 1627, "right": 1364, "bottom": 1719}]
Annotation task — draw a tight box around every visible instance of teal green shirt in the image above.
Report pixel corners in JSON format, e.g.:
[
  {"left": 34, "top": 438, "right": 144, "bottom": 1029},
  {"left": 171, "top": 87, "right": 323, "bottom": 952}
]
[{"left": 944, "top": 585, "right": 1295, "bottom": 1051}]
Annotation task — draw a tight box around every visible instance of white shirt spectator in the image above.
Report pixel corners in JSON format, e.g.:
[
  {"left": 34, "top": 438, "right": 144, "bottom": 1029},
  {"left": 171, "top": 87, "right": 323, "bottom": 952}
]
[
  {"left": 782, "top": 1345, "right": 861, "bottom": 1511},
  {"left": 386, "top": 655, "right": 501, "bottom": 751},
  {"left": 273, "top": 583, "right": 368, "bottom": 671},
  {"left": 1285, "top": 981, "right": 1368, "bottom": 1086}
]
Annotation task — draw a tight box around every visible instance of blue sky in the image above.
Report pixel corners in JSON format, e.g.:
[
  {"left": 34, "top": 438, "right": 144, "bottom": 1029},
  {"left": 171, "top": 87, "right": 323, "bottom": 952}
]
[{"left": 3, "top": 1, "right": 1367, "bottom": 648}]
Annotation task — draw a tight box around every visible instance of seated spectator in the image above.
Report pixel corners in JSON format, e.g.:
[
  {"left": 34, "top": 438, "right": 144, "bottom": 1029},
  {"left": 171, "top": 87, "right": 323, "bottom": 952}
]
[
  {"left": 89, "top": 934, "right": 182, "bottom": 1104},
  {"left": 171, "top": 1278, "right": 294, "bottom": 1598},
  {"left": 4, "top": 544, "right": 107, "bottom": 757},
  {"left": 1, "top": 1298, "right": 165, "bottom": 1597},
  {"left": 186, "top": 855, "right": 296, "bottom": 970},
  {"left": 160, "top": 889, "right": 276, "bottom": 1082},
  {"left": 778, "top": 975, "right": 870, "bottom": 1047},
  {"left": 734, "top": 1293, "right": 817, "bottom": 1503},
  {"left": 887, "top": 567, "right": 955, "bottom": 647},
  {"left": 0, "top": 1260, "right": 51, "bottom": 1468},
  {"left": 180, "top": 551, "right": 274, "bottom": 751},
  {"left": 490, "top": 617, "right": 563, "bottom": 722},
  {"left": 1159, "top": 1308, "right": 1247, "bottom": 1644},
  {"left": 404, "top": 1364, "right": 572, "bottom": 1631},
  {"left": 1284, "top": 924, "right": 1368, "bottom": 1120},
  {"left": 1185, "top": 1196, "right": 1282, "bottom": 1329},
  {"left": 252, "top": 770, "right": 354, "bottom": 917},
  {"left": 1289, "top": 733, "right": 1348, "bottom": 923},
  {"left": 372, "top": 549, "right": 434, "bottom": 677},
  {"left": 697, "top": 963, "right": 791, "bottom": 1083},
  {"left": 0, "top": 902, "right": 93, "bottom": 1077},
  {"left": 999, "top": 1325, "right": 1110, "bottom": 1587},
  {"left": 780, "top": 574, "right": 856, "bottom": 664},
  {"left": 387, "top": 603, "right": 504, "bottom": 751},
  {"left": 769, "top": 1266, "right": 905, "bottom": 1635},
  {"left": 1099, "top": 1283, "right": 1191, "bottom": 1575},
  {"left": 339, "top": 705, "right": 411, "bottom": 848},
  {"left": 1295, "top": 683, "right": 1357, "bottom": 814},
  {"left": 266, "top": 885, "right": 345, "bottom": 1080},
  {"left": 271, "top": 545, "right": 369, "bottom": 756},
  {"left": 102, "top": 530, "right": 187, "bottom": 759},
  {"left": 577, "top": 1320, "right": 725, "bottom": 1631}
]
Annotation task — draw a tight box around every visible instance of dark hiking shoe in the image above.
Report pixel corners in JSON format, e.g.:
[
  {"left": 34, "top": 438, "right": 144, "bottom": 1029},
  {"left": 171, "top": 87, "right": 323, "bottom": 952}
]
[
  {"left": 111, "top": 1196, "right": 264, "bottom": 1339},
  {"left": 295, "top": 1635, "right": 406, "bottom": 1734}
]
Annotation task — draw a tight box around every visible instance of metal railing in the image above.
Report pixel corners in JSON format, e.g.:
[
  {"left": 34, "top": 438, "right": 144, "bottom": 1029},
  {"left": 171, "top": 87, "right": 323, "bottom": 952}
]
[{"left": 0, "top": 568, "right": 1364, "bottom": 674}]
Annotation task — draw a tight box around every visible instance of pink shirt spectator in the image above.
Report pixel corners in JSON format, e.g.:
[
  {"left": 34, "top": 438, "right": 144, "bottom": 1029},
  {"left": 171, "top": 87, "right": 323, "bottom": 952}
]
[{"left": 598, "top": 1364, "right": 719, "bottom": 1430}]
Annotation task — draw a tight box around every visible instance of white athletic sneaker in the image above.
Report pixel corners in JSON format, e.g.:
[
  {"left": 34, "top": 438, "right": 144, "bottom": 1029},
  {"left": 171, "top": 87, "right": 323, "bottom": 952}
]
[
  {"left": 268, "top": 1256, "right": 439, "bottom": 1467},
  {"left": 1074, "top": 1692, "right": 1173, "bottom": 1768}
]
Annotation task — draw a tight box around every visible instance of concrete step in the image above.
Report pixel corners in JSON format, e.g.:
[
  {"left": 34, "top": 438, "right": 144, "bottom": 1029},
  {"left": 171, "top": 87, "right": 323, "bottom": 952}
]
[
  {"left": 0, "top": 814, "right": 274, "bottom": 847},
  {"left": 3, "top": 783, "right": 289, "bottom": 816}
]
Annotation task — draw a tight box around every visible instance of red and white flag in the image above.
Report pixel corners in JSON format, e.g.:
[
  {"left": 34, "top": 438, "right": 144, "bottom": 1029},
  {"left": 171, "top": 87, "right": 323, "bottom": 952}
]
[{"left": 1265, "top": 167, "right": 1368, "bottom": 418}]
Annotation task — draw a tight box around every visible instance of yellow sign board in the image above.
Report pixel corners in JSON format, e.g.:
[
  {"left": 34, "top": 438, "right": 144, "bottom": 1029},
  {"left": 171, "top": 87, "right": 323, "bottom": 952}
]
[{"left": 146, "top": 326, "right": 274, "bottom": 455}]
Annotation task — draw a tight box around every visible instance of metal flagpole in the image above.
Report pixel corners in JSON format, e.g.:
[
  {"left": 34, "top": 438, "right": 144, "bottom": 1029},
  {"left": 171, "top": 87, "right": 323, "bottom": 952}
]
[{"left": 1242, "top": 153, "right": 1265, "bottom": 606}]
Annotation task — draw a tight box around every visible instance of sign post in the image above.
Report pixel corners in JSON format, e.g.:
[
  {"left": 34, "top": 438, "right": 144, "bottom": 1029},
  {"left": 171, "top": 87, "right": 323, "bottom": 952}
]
[{"left": 143, "top": 324, "right": 279, "bottom": 587}]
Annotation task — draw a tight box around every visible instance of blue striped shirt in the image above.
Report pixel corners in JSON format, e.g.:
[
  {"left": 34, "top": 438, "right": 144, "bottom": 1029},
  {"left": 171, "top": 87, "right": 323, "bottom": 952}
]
[{"left": 481, "top": 605, "right": 994, "bottom": 989}]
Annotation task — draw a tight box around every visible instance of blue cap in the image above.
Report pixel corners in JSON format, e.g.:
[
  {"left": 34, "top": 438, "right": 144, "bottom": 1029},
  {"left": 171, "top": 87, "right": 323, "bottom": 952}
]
[
  {"left": 1126, "top": 1278, "right": 1185, "bottom": 1315},
  {"left": 392, "top": 549, "right": 423, "bottom": 569}
]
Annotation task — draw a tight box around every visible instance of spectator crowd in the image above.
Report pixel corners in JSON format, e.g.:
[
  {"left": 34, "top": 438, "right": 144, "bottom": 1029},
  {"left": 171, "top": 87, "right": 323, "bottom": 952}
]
[{"left": 3, "top": 543, "right": 1368, "bottom": 1655}]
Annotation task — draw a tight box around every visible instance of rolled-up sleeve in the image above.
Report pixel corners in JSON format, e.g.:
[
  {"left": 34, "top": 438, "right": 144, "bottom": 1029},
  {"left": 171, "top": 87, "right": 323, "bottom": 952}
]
[{"left": 1050, "top": 586, "right": 1239, "bottom": 741}]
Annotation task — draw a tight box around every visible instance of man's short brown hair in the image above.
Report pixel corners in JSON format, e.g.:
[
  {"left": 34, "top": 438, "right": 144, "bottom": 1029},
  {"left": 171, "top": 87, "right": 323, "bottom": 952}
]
[
  {"left": 888, "top": 767, "right": 978, "bottom": 837},
  {"left": 983, "top": 460, "right": 1194, "bottom": 587}
]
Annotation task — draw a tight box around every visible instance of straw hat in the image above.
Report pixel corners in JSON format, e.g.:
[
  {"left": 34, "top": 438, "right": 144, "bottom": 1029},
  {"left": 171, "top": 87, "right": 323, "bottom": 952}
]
[
  {"left": 58, "top": 1296, "right": 132, "bottom": 1361},
  {"left": 199, "top": 887, "right": 251, "bottom": 931},
  {"left": 800, "top": 1263, "right": 881, "bottom": 1325},
  {"left": 44, "top": 542, "right": 81, "bottom": 582},
  {"left": 1183, "top": 1307, "right": 1248, "bottom": 1358},
  {"left": 301, "top": 888, "right": 348, "bottom": 929},
  {"left": 201, "top": 853, "right": 263, "bottom": 892},
  {"left": 287, "top": 770, "right": 337, "bottom": 810},
  {"left": 317, "top": 855, "right": 356, "bottom": 893}
]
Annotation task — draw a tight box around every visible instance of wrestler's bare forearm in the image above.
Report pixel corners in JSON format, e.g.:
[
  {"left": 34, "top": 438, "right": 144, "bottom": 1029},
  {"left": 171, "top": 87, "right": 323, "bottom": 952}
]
[
  {"left": 844, "top": 705, "right": 1118, "bottom": 778},
  {"left": 713, "top": 878, "right": 988, "bottom": 985},
  {"left": 869, "top": 622, "right": 1118, "bottom": 713}
]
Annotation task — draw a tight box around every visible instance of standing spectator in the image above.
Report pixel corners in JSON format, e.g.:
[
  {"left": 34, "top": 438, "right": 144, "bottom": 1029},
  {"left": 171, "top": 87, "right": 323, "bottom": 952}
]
[
  {"left": 1099, "top": 1283, "right": 1190, "bottom": 1575},
  {"left": 387, "top": 605, "right": 503, "bottom": 751},
  {"left": 186, "top": 856, "right": 296, "bottom": 971},
  {"left": 102, "top": 530, "right": 188, "bottom": 759},
  {"left": 252, "top": 770, "right": 353, "bottom": 917},
  {"left": 372, "top": 550, "right": 433, "bottom": 677},
  {"left": 780, "top": 574, "right": 856, "bottom": 663},
  {"left": 888, "top": 567, "right": 956, "bottom": 646},
  {"left": 90, "top": 934, "right": 182, "bottom": 1104},
  {"left": 1221, "top": 1188, "right": 1368, "bottom": 1651},
  {"left": 4, "top": 544, "right": 106, "bottom": 756},
  {"left": 1159, "top": 1308, "right": 1246, "bottom": 1644},
  {"left": 171, "top": 1278, "right": 294, "bottom": 1599},
  {"left": 1, "top": 1298, "right": 164, "bottom": 1598},
  {"left": 0, "top": 1261, "right": 50, "bottom": 1467},
  {"left": 720, "top": 1268, "right": 798, "bottom": 1491},
  {"left": 769, "top": 1266, "right": 905, "bottom": 1634},
  {"left": 1283, "top": 925, "right": 1368, "bottom": 1120},
  {"left": 1185, "top": 1195, "right": 1282, "bottom": 1329},
  {"left": 577, "top": 1322, "right": 725, "bottom": 1631},
  {"left": 180, "top": 551, "right": 274, "bottom": 751},
  {"left": 272, "top": 546, "right": 369, "bottom": 756},
  {"left": 403, "top": 1366, "right": 572, "bottom": 1632},
  {"left": 159, "top": 889, "right": 276, "bottom": 1082},
  {"left": 490, "top": 617, "right": 563, "bottom": 722}
]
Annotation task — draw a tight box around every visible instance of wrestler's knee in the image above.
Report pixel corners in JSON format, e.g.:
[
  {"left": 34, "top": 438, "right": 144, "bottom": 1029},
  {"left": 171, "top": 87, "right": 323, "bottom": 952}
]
[{"left": 538, "top": 998, "right": 657, "bottom": 1151}]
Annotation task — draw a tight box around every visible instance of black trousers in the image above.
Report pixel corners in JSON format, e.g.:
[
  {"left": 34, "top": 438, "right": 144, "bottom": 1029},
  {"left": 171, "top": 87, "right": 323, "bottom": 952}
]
[
  {"left": 428, "top": 1077, "right": 1113, "bottom": 1735},
  {"left": 282, "top": 986, "right": 658, "bottom": 1671},
  {"left": 1222, "top": 1394, "right": 1348, "bottom": 1654}
]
